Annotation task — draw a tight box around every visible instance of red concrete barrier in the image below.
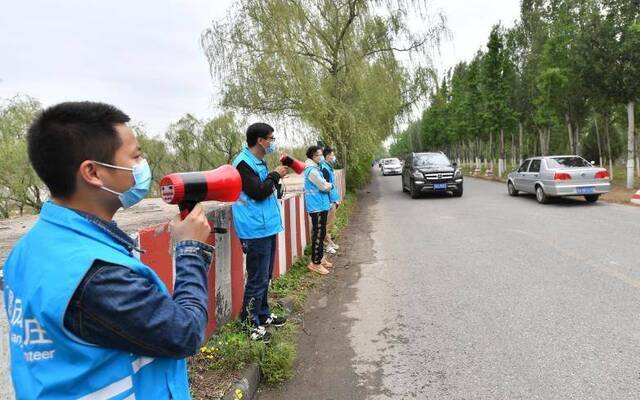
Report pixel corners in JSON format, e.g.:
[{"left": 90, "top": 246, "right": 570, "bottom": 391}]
[{"left": 137, "top": 170, "right": 344, "bottom": 337}]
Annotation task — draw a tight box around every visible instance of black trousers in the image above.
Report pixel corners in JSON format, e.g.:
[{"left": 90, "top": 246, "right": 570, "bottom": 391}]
[{"left": 310, "top": 211, "right": 328, "bottom": 264}]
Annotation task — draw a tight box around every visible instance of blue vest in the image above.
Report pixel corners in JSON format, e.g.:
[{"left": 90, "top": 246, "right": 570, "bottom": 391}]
[
  {"left": 320, "top": 160, "right": 341, "bottom": 204},
  {"left": 232, "top": 147, "right": 283, "bottom": 239},
  {"left": 304, "top": 164, "right": 331, "bottom": 213},
  {"left": 3, "top": 201, "right": 190, "bottom": 399}
]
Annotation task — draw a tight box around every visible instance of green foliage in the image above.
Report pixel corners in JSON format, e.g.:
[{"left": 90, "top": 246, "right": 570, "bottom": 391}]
[
  {"left": 392, "top": 0, "right": 638, "bottom": 179},
  {"left": 190, "top": 191, "right": 357, "bottom": 389},
  {"left": 202, "top": 0, "right": 446, "bottom": 189},
  {"left": 259, "top": 322, "right": 297, "bottom": 385},
  {"left": 0, "top": 95, "right": 44, "bottom": 217}
]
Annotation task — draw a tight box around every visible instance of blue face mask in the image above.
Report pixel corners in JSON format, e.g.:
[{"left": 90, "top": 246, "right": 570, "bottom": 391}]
[
  {"left": 94, "top": 159, "right": 152, "bottom": 209},
  {"left": 264, "top": 142, "right": 277, "bottom": 155}
]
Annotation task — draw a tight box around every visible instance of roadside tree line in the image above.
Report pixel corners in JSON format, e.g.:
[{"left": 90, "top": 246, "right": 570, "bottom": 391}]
[{"left": 390, "top": 0, "right": 640, "bottom": 188}]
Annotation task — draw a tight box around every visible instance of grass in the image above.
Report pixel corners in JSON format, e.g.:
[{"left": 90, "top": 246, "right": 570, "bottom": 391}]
[{"left": 189, "top": 192, "right": 358, "bottom": 398}]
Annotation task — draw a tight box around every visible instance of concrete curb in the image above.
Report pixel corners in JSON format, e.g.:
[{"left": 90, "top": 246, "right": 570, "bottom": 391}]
[
  {"left": 276, "top": 296, "right": 296, "bottom": 312},
  {"left": 222, "top": 363, "right": 261, "bottom": 400},
  {"left": 220, "top": 297, "right": 295, "bottom": 400}
]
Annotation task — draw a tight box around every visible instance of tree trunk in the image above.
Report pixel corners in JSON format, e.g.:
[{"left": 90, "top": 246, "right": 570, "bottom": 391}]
[
  {"left": 626, "top": 101, "right": 635, "bottom": 189},
  {"left": 604, "top": 113, "right": 613, "bottom": 178},
  {"left": 539, "top": 128, "right": 550, "bottom": 156},
  {"left": 518, "top": 122, "right": 524, "bottom": 164},
  {"left": 575, "top": 122, "right": 581, "bottom": 156},
  {"left": 499, "top": 128, "right": 505, "bottom": 176},
  {"left": 511, "top": 131, "right": 516, "bottom": 167},
  {"left": 594, "top": 115, "right": 603, "bottom": 166},
  {"left": 635, "top": 127, "right": 639, "bottom": 177},
  {"left": 565, "top": 113, "right": 575, "bottom": 154}
]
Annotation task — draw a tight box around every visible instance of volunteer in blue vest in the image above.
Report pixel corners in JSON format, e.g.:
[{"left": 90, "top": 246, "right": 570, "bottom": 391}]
[
  {"left": 319, "top": 146, "right": 341, "bottom": 255},
  {"left": 232, "top": 123, "right": 288, "bottom": 343},
  {"left": 3, "top": 102, "right": 213, "bottom": 399},
  {"left": 304, "top": 146, "right": 334, "bottom": 275}
]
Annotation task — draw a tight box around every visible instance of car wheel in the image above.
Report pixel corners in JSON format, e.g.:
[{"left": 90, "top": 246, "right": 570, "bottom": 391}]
[
  {"left": 535, "top": 185, "right": 548, "bottom": 204},
  {"left": 410, "top": 180, "right": 420, "bottom": 199},
  {"left": 508, "top": 181, "right": 519, "bottom": 196},
  {"left": 453, "top": 184, "right": 463, "bottom": 197},
  {"left": 585, "top": 194, "right": 600, "bottom": 203}
]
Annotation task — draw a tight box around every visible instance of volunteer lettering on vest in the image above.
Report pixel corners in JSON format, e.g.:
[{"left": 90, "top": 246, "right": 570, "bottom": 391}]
[{"left": 4, "top": 102, "right": 213, "bottom": 399}]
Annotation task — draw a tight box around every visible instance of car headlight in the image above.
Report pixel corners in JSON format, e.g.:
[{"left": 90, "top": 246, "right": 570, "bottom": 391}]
[
  {"left": 454, "top": 169, "right": 463, "bottom": 177},
  {"left": 412, "top": 171, "right": 423, "bottom": 179}
]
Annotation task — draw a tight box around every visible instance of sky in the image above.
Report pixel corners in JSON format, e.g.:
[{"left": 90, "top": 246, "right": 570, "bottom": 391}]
[{"left": 0, "top": 0, "right": 520, "bottom": 137}]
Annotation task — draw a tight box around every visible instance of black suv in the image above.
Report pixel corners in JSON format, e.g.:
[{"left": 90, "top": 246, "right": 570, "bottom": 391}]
[{"left": 401, "top": 152, "right": 463, "bottom": 198}]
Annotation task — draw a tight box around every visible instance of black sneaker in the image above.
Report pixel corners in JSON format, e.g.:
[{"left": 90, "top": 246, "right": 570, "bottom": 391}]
[
  {"left": 250, "top": 326, "right": 271, "bottom": 343},
  {"left": 263, "top": 313, "right": 287, "bottom": 327}
]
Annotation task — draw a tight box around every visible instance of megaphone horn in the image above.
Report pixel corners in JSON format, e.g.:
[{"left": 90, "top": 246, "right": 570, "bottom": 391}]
[
  {"left": 160, "top": 164, "right": 242, "bottom": 219},
  {"left": 280, "top": 153, "right": 306, "bottom": 175}
]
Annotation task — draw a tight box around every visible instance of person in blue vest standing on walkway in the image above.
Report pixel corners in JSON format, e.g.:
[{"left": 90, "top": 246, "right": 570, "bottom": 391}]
[
  {"left": 319, "top": 146, "right": 342, "bottom": 255},
  {"left": 232, "top": 123, "right": 288, "bottom": 343},
  {"left": 3, "top": 102, "right": 213, "bottom": 399},
  {"left": 304, "top": 145, "right": 334, "bottom": 275}
]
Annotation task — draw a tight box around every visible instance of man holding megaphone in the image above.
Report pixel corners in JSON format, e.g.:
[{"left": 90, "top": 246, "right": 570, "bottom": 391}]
[
  {"left": 3, "top": 102, "right": 213, "bottom": 399},
  {"left": 232, "top": 122, "right": 288, "bottom": 343}
]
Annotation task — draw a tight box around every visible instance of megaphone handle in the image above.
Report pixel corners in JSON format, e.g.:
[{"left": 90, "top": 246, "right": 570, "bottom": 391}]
[{"left": 178, "top": 201, "right": 197, "bottom": 220}]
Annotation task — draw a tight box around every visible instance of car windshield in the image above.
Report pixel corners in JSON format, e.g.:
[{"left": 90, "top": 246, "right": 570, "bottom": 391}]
[
  {"left": 414, "top": 154, "right": 450, "bottom": 167},
  {"left": 384, "top": 159, "right": 400, "bottom": 165},
  {"left": 546, "top": 157, "right": 591, "bottom": 169}
]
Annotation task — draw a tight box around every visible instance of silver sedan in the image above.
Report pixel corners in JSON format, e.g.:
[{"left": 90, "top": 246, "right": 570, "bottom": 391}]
[{"left": 507, "top": 156, "right": 611, "bottom": 204}]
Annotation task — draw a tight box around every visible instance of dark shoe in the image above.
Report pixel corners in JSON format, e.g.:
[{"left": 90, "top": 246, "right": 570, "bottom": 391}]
[
  {"left": 250, "top": 326, "right": 271, "bottom": 343},
  {"left": 263, "top": 313, "right": 287, "bottom": 327}
]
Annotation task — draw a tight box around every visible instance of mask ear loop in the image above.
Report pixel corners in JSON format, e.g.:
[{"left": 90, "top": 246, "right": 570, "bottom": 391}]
[{"left": 92, "top": 160, "right": 134, "bottom": 171}]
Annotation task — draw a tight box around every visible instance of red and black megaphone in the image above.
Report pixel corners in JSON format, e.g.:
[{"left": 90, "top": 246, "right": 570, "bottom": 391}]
[
  {"left": 160, "top": 164, "right": 242, "bottom": 221},
  {"left": 280, "top": 153, "right": 306, "bottom": 175}
]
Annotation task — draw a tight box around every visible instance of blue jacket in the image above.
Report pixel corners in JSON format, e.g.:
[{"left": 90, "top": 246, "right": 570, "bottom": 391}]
[
  {"left": 320, "top": 160, "right": 341, "bottom": 203},
  {"left": 64, "top": 210, "right": 212, "bottom": 359},
  {"left": 232, "top": 147, "right": 283, "bottom": 239},
  {"left": 304, "top": 163, "right": 331, "bottom": 213},
  {"left": 4, "top": 201, "right": 199, "bottom": 399}
]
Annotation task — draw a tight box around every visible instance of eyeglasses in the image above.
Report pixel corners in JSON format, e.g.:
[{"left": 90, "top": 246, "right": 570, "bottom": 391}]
[{"left": 263, "top": 136, "right": 276, "bottom": 142}]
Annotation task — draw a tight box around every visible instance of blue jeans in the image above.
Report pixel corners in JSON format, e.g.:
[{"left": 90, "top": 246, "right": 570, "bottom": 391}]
[{"left": 240, "top": 235, "right": 276, "bottom": 326}]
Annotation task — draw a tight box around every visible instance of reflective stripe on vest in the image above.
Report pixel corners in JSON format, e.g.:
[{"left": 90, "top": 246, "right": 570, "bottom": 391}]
[{"left": 3, "top": 201, "right": 190, "bottom": 399}]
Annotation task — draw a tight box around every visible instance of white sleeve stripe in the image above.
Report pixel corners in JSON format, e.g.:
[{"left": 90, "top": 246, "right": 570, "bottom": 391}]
[
  {"left": 131, "top": 356, "right": 155, "bottom": 373},
  {"left": 78, "top": 376, "right": 133, "bottom": 400}
]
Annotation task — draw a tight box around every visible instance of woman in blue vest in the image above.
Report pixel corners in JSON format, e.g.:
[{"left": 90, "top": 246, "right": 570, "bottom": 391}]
[
  {"left": 319, "top": 146, "right": 341, "bottom": 254},
  {"left": 4, "top": 102, "right": 212, "bottom": 399},
  {"left": 304, "top": 146, "right": 334, "bottom": 275}
]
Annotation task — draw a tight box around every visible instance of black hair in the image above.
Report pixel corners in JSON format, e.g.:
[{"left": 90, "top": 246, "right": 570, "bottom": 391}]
[
  {"left": 246, "top": 122, "right": 274, "bottom": 147},
  {"left": 323, "top": 146, "right": 334, "bottom": 157},
  {"left": 27, "top": 101, "right": 130, "bottom": 198},
  {"left": 306, "top": 145, "right": 322, "bottom": 159}
]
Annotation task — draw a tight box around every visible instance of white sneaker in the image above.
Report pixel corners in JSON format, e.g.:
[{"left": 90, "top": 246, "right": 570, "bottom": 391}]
[
  {"left": 331, "top": 243, "right": 340, "bottom": 250},
  {"left": 325, "top": 245, "right": 337, "bottom": 254}
]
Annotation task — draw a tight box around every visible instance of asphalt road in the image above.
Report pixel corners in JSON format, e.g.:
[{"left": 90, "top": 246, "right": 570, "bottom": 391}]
[{"left": 259, "top": 169, "right": 640, "bottom": 399}]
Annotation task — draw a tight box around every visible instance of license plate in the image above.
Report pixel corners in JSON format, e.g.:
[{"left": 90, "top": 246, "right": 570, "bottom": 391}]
[
  {"left": 434, "top": 183, "right": 447, "bottom": 190},
  {"left": 577, "top": 186, "right": 595, "bottom": 194}
]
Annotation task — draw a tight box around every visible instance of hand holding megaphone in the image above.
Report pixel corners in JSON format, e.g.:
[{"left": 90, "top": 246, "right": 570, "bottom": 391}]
[
  {"left": 160, "top": 164, "right": 242, "bottom": 220},
  {"left": 280, "top": 153, "right": 305, "bottom": 174},
  {"left": 169, "top": 203, "right": 211, "bottom": 244}
]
